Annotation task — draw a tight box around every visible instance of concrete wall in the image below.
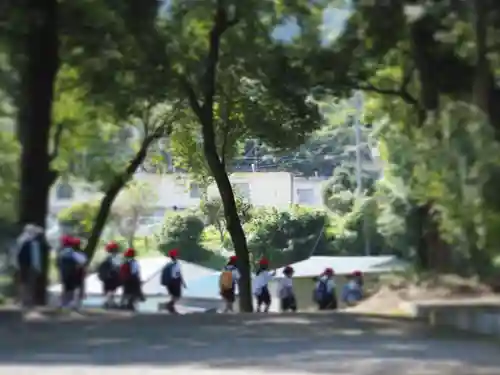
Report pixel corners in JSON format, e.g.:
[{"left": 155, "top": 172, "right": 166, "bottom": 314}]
[{"left": 408, "top": 300, "right": 500, "bottom": 337}]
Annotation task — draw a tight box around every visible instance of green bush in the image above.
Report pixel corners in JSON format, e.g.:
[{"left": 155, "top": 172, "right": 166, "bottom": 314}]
[{"left": 158, "top": 213, "right": 213, "bottom": 262}]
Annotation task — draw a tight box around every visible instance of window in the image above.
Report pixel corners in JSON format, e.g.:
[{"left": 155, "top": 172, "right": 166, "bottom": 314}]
[
  {"left": 297, "top": 188, "right": 314, "bottom": 204},
  {"left": 189, "top": 182, "right": 201, "bottom": 198},
  {"left": 234, "top": 182, "right": 251, "bottom": 200},
  {"left": 56, "top": 182, "right": 74, "bottom": 200}
]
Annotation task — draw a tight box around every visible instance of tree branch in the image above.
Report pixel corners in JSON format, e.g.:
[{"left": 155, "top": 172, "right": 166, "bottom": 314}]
[{"left": 49, "top": 122, "right": 64, "bottom": 162}]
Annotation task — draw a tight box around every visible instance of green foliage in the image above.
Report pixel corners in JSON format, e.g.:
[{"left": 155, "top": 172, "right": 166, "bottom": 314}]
[
  {"left": 57, "top": 200, "right": 106, "bottom": 238},
  {"left": 198, "top": 193, "right": 253, "bottom": 244},
  {"left": 157, "top": 213, "right": 213, "bottom": 263},
  {"left": 245, "top": 206, "right": 331, "bottom": 266}
]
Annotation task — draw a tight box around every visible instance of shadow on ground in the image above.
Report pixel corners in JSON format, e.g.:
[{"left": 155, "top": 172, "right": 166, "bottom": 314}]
[{"left": 0, "top": 310, "right": 499, "bottom": 374}]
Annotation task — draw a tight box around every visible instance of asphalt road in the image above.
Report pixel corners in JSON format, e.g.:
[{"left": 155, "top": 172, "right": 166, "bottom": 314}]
[{"left": 0, "top": 311, "right": 499, "bottom": 375}]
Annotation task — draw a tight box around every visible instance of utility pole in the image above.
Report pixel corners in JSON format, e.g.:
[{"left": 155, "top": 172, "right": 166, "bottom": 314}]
[{"left": 352, "top": 91, "right": 370, "bottom": 256}]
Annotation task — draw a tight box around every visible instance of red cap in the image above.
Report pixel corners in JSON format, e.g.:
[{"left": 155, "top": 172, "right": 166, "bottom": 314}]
[
  {"left": 229, "top": 255, "right": 237, "bottom": 263},
  {"left": 168, "top": 248, "right": 179, "bottom": 258},
  {"left": 259, "top": 257, "right": 269, "bottom": 265},
  {"left": 72, "top": 237, "right": 81, "bottom": 247},
  {"left": 352, "top": 270, "right": 362, "bottom": 276},
  {"left": 105, "top": 241, "right": 119, "bottom": 252},
  {"left": 124, "top": 248, "right": 135, "bottom": 257},
  {"left": 60, "top": 235, "right": 73, "bottom": 247},
  {"left": 324, "top": 267, "right": 334, "bottom": 275}
]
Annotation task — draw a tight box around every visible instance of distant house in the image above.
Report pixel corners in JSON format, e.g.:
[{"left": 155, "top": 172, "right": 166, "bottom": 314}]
[{"left": 270, "top": 255, "right": 409, "bottom": 310}]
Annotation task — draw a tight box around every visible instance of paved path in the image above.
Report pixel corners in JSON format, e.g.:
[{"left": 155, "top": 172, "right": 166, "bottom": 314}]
[{"left": 0, "top": 311, "right": 499, "bottom": 375}]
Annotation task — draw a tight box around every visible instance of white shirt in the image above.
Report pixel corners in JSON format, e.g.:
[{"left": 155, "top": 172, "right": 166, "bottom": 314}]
[
  {"left": 170, "top": 261, "right": 182, "bottom": 279},
  {"left": 225, "top": 265, "right": 240, "bottom": 282},
  {"left": 59, "top": 247, "right": 86, "bottom": 265},
  {"left": 278, "top": 276, "right": 294, "bottom": 298},
  {"left": 12, "top": 239, "right": 42, "bottom": 271},
  {"left": 129, "top": 259, "right": 140, "bottom": 275},
  {"left": 316, "top": 276, "right": 335, "bottom": 293},
  {"left": 253, "top": 270, "right": 273, "bottom": 294}
]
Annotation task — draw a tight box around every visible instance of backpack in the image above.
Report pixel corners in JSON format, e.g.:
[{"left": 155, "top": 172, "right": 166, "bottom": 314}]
[
  {"left": 60, "top": 253, "right": 78, "bottom": 281},
  {"left": 313, "top": 280, "right": 327, "bottom": 303},
  {"left": 219, "top": 270, "right": 233, "bottom": 291},
  {"left": 98, "top": 258, "right": 116, "bottom": 282},
  {"left": 17, "top": 241, "right": 32, "bottom": 269},
  {"left": 120, "top": 262, "right": 132, "bottom": 281},
  {"left": 160, "top": 262, "right": 174, "bottom": 286}
]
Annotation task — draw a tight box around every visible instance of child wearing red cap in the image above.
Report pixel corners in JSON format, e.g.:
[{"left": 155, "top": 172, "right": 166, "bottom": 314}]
[
  {"left": 313, "top": 267, "right": 337, "bottom": 310},
  {"left": 278, "top": 266, "right": 297, "bottom": 312},
  {"left": 71, "top": 237, "right": 88, "bottom": 310},
  {"left": 160, "top": 248, "right": 186, "bottom": 314},
  {"left": 97, "top": 241, "right": 122, "bottom": 308},
  {"left": 120, "top": 248, "right": 144, "bottom": 310},
  {"left": 219, "top": 255, "right": 240, "bottom": 313},
  {"left": 253, "top": 257, "right": 275, "bottom": 312},
  {"left": 57, "top": 235, "right": 87, "bottom": 310},
  {"left": 342, "top": 270, "right": 364, "bottom": 306}
]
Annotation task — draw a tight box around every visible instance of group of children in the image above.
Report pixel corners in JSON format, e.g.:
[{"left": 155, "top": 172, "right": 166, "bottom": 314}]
[
  {"left": 218, "top": 256, "right": 364, "bottom": 313},
  {"left": 54, "top": 233, "right": 364, "bottom": 313},
  {"left": 56, "top": 236, "right": 145, "bottom": 311}
]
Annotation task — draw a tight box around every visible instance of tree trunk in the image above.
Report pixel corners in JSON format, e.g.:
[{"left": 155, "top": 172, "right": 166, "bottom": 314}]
[
  {"left": 17, "top": 0, "right": 59, "bottom": 305},
  {"left": 413, "top": 204, "right": 430, "bottom": 270},
  {"left": 183, "top": 7, "right": 252, "bottom": 311},
  {"left": 84, "top": 135, "right": 156, "bottom": 261},
  {"left": 206, "top": 151, "right": 253, "bottom": 312}
]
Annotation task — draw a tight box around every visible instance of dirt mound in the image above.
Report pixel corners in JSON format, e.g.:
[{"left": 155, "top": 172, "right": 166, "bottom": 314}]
[{"left": 347, "top": 274, "right": 495, "bottom": 314}]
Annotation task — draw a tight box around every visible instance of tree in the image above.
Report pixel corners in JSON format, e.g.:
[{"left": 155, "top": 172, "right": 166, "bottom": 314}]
[
  {"left": 158, "top": 213, "right": 212, "bottom": 263},
  {"left": 113, "top": 180, "right": 158, "bottom": 247},
  {"left": 199, "top": 193, "right": 252, "bottom": 246},
  {"left": 166, "top": 0, "right": 324, "bottom": 311},
  {"left": 246, "top": 206, "right": 332, "bottom": 266}
]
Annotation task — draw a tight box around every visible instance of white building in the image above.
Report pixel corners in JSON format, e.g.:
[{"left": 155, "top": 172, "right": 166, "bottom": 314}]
[{"left": 49, "top": 172, "right": 329, "bottom": 215}]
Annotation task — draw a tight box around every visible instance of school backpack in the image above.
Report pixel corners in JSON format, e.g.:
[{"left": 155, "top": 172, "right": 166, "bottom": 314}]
[
  {"left": 160, "top": 262, "right": 174, "bottom": 286},
  {"left": 59, "top": 253, "right": 78, "bottom": 281},
  {"left": 219, "top": 270, "right": 233, "bottom": 291},
  {"left": 98, "top": 257, "right": 117, "bottom": 282},
  {"left": 313, "top": 280, "right": 327, "bottom": 303},
  {"left": 120, "top": 262, "right": 132, "bottom": 281},
  {"left": 17, "top": 241, "right": 32, "bottom": 269}
]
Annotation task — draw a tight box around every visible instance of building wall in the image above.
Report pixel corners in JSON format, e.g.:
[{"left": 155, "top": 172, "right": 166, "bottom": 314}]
[{"left": 49, "top": 172, "right": 328, "bottom": 215}]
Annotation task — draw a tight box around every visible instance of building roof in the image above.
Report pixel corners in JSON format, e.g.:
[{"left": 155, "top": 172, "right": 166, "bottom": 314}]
[
  {"left": 49, "top": 257, "right": 216, "bottom": 296},
  {"left": 274, "top": 255, "right": 408, "bottom": 278}
]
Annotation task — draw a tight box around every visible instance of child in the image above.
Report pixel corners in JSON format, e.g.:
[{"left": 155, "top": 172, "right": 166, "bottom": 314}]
[
  {"left": 58, "top": 236, "right": 87, "bottom": 310},
  {"left": 278, "top": 265, "right": 296, "bottom": 312},
  {"left": 71, "top": 237, "right": 88, "bottom": 310},
  {"left": 313, "top": 267, "right": 337, "bottom": 310},
  {"left": 219, "top": 255, "right": 240, "bottom": 313},
  {"left": 120, "top": 248, "right": 144, "bottom": 311},
  {"left": 98, "top": 241, "right": 122, "bottom": 308},
  {"left": 341, "top": 270, "right": 364, "bottom": 306},
  {"left": 160, "top": 248, "right": 185, "bottom": 314},
  {"left": 253, "top": 257, "right": 274, "bottom": 312}
]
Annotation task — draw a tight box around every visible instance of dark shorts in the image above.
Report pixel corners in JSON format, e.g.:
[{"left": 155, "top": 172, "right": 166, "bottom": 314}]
[
  {"left": 103, "top": 279, "right": 120, "bottom": 293},
  {"left": 221, "top": 288, "right": 235, "bottom": 303},
  {"left": 123, "top": 278, "right": 141, "bottom": 296},
  {"left": 18, "top": 267, "right": 34, "bottom": 285},
  {"left": 167, "top": 282, "right": 182, "bottom": 299},
  {"left": 62, "top": 277, "right": 79, "bottom": 293},
  {"left": 256, "top": 286, "right": 271, "bottom": 306},
  {"left": 280, "top": 295, "right": 297, "bottom": 312},
  {"left": 318, "top": 293, "right": 337, "bottom": 310}
]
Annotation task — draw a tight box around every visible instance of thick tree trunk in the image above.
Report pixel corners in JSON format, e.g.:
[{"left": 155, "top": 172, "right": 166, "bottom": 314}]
[
  {"left": 205, "top": 149, "right": 253, "bottom": 312},
  {"left": 17, "top": 0, "right": 59, "bottom": 305},
  {"left": 183, "top": 6, "right": 252, "bottom": 311},
  {"left": 84, "top": 135, "right": 156, "bottom": 261}
]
